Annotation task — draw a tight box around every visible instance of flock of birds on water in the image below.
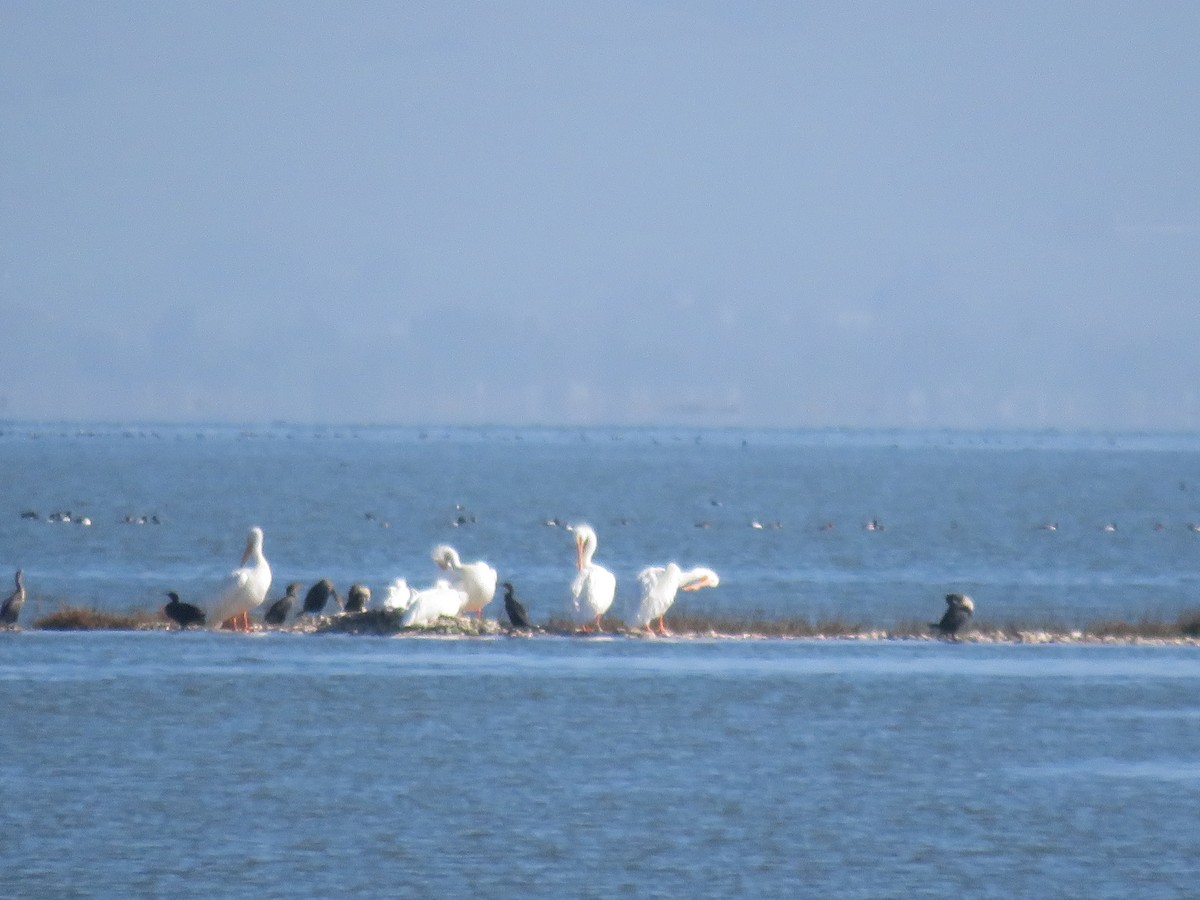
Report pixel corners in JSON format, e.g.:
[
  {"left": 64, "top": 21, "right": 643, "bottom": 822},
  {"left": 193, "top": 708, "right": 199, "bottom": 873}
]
[{"left": 0, "top": 521, "right": 976, "bottom": 639}]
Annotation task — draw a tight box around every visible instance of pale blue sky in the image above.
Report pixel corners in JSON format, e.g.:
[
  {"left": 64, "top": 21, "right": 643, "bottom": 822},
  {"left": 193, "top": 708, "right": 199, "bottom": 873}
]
[{"left": 2, "top": 2, "right": 1197, "bottom": 428}]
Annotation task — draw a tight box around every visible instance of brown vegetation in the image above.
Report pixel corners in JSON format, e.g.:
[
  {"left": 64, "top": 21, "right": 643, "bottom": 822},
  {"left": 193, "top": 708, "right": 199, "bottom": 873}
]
[
  {"left": 33, "top": 605, "right": 165, "bottom": 631},
  {"left": 16, "top": 603, "right": 1200, "bottom": 643}
]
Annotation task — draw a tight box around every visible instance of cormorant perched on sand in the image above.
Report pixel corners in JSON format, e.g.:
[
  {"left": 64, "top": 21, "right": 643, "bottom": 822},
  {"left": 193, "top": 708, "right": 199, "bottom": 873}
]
[
  {"left": 302, "top": 579, "right": 340, "bottom": 616},
  {"left": 1, "top": 570, "right": 26, "bottom": 626},
  {"left": 344, "top": 583, "right": 371, "bottom": 614},
  {"left": 502, "top": 581, "right": 533, "bottom": 630},
  {"left": 164, "top": 591, "right": 206, "bottom": 629},
  {"left": 930, "top": 593, "right": 974, "bottom": 637},
  {"left": 263, "top": 582, "right": 300, "bottom": 625}
]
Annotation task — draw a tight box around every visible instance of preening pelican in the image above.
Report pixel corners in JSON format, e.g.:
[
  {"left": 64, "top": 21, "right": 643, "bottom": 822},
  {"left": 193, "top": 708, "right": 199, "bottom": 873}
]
[
  {"left": 930, "top": 593, "right": 974, "bottom": 637},
  {"left": 164, "top": 591, "right": 205, "bottom": 629},
  {"left": 632, "top": 563, "right": 720, "bottom": 635},
  {"left": 570, "top": 524, "right": 615, "bottom": 631},
  {"left": 400, "top": 579, "right": 469, "bottom": 628},
  {"left": 432, "top": 544, "right": 497, "bottom": 618},
  {"left": 382, "top": 578, "right": 416, "bottom": 612},
  {"left": 205, "top": 526, "right": 272, "bottom": 630},
  {"left": 263, "top": 583, "right": 300, "bottom": 626},
  {"left": 2, "top": 570, "right": 26, "bottom": 626}
]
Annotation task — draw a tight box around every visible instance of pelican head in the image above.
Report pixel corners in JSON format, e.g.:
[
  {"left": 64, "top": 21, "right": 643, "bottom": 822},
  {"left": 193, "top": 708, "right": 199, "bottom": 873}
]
[
  {"left": 432, "top": 544, "right": 461, "bottom": 570},
  {"left": 241, "top": 526, "right": 265, "bottom": 565},
  {"left": 680, "top": 567, "right": 720, "bottom": 591},
  {"left": 574, "top": 524, "right": 598, "bottom": 570}
]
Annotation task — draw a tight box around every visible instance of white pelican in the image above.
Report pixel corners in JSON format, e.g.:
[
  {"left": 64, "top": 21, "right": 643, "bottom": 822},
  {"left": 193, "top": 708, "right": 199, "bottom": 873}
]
[
  {"left": 570, "top": 524, "right": 615, "bottom": 631},
  {"left": 400, "top": 579, "right": 469, "bottom": 628},
  {"left": 205, "top": 526, "right": 272, "bottom": 631},
  {"left": 631, "top": 563, "right": 719, "bottom": 635},
  {"left": 432, "top": 544, "right": 497, "bottom": 618},
  {"left": 382, "top": 578, "right": 416, "bottom": 612}
]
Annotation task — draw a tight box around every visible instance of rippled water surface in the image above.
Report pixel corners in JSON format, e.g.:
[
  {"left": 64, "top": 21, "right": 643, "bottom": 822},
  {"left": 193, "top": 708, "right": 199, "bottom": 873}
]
[
  {"left": 2, "top": 634, "right": 1198, "bottom": 897},
  {"left": 3, "top": 426, "right": 1200, "bottom": 896},
  {"left": 3, "top": 424, "right": 1200, "bottom": 626}
]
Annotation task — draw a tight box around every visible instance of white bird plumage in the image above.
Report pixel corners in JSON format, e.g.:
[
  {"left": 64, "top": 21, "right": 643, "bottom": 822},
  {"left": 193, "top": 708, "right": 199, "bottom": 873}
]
[
  {"left": 399, "top": 579, "right": 469, "bottom": 628},
  {"left": 570, "top": 524, "right": 616, "bottom": 631},
  {"left": 432, "top": 544, "right": 497, "bottom": 618},
  {"left": 382, "top": 578, "right": 417, "bottom": 612},
  {"left": 205, "top": 526, "right": 272, "bottom": 630},
  {"left": 632, "top": 563, "right": 719, "bottom": 634}
]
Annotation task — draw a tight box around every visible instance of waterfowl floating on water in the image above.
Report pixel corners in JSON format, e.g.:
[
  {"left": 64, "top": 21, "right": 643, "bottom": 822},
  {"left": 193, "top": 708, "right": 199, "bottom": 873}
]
[
  {"left": 432, "top": 544, "right": 497, "bottom": 619},
  {"left": 205, "top": 526, "right": 272, "bottom": 631},
  {"left": 570, "top": 524, "right": 615, "bottom": 632},
  {"left": 632, "top": 563, "right": 720, "bottom": 635},
  {"left": 1, "top": 570, "right": 26, "bottom": 626}
]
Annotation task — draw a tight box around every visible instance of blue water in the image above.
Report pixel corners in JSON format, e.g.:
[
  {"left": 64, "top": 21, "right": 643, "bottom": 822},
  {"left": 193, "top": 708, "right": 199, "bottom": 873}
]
[
  {"left": 2, "top": 424, "right": 1200, "bottom": 625},
  {"left": 3, "top": 425, "right": 1200, "bottom": 896},
  {"left": 2, "top": 633, "right": 1198, "bottom": 897}
]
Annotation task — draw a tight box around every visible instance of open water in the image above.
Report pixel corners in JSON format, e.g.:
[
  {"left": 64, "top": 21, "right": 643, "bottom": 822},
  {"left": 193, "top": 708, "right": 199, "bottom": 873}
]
[
  {"left": 2, "top": 425, "right": 1199, "bottom": 896},
  {"left": 3, "top": 424, "right": 1200, "bottom": 625}
]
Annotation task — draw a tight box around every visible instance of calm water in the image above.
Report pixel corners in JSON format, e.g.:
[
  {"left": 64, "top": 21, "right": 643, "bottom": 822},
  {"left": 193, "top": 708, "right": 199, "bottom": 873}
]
[
  {"left": 1, "top": 634, "right": 1198, "bottom": 897},
  {"left": 3, "top": 425, "right": 1200, "bottom": 896},
  {"left": 3, "top": 424, "right": 1200, "bottom": 626}
]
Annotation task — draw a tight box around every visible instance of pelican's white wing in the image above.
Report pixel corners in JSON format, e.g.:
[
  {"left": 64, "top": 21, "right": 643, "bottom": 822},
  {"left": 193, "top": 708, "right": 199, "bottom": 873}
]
[
  {"left": 572, "top": 564, "right": 616, "bottom": 619},
  {"left": 205, "top": 527, "right": 272, "bottom": 628},
  {"left": 632, "top": 565, "right": 675, "bottom": 628},
  {"left": 637, "top": 566, "right": 667, "bottom": 593},
  {"left": 400, "top": 581, "right": 469, "bottom": 627},
  {"left": 382, "top": 578, "right": 416, "bottom": 612},
  {"left": 455, "top": 561, "right": 498, "bottom": 616}
]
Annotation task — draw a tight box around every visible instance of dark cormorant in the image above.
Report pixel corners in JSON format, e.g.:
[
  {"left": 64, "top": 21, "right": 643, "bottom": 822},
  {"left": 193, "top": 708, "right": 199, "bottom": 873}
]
[
  {"left": 263, "top": 582, "right": 300, "bottom": 625},
  {"left": 344, "top": 583, "right": 371, "bottom": 614},
  {"left": 2, "top": 570, "right": 26, "bottom": 625},
  {"left": 302, "top": 579, "right": 340, "bottom": 616},
  {"left": 502, "top": 581, "right": 533, "bottom": 630},
  {"left": 163, "top": 591, "right": 206, "bottom": 629},
  {"left": 930, "top": 593, "right": 974, "bottom": 637}
]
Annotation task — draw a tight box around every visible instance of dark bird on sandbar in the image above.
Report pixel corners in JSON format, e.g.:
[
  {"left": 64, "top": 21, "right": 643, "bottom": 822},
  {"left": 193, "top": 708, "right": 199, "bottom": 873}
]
[
  {"left": 163, "top": 591, "right": 206, "bottom": 629},
  {"left": 930, "top": 593, "right": 974, "bottom": 637},
  {"left": 2, "top": 570, "right": 26, "bottom": 626},
  {"left": 344, "top": 583, "right": 371, "bottom": 614},
  {"left": 302, "top": 579, "right": 340, "bottom": 616},
  {"left": 263, "top": 582, "right": 300, "bottom": 625},
  {"left": 501, "top": 581, "right": 533, "bottom": 630}
]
